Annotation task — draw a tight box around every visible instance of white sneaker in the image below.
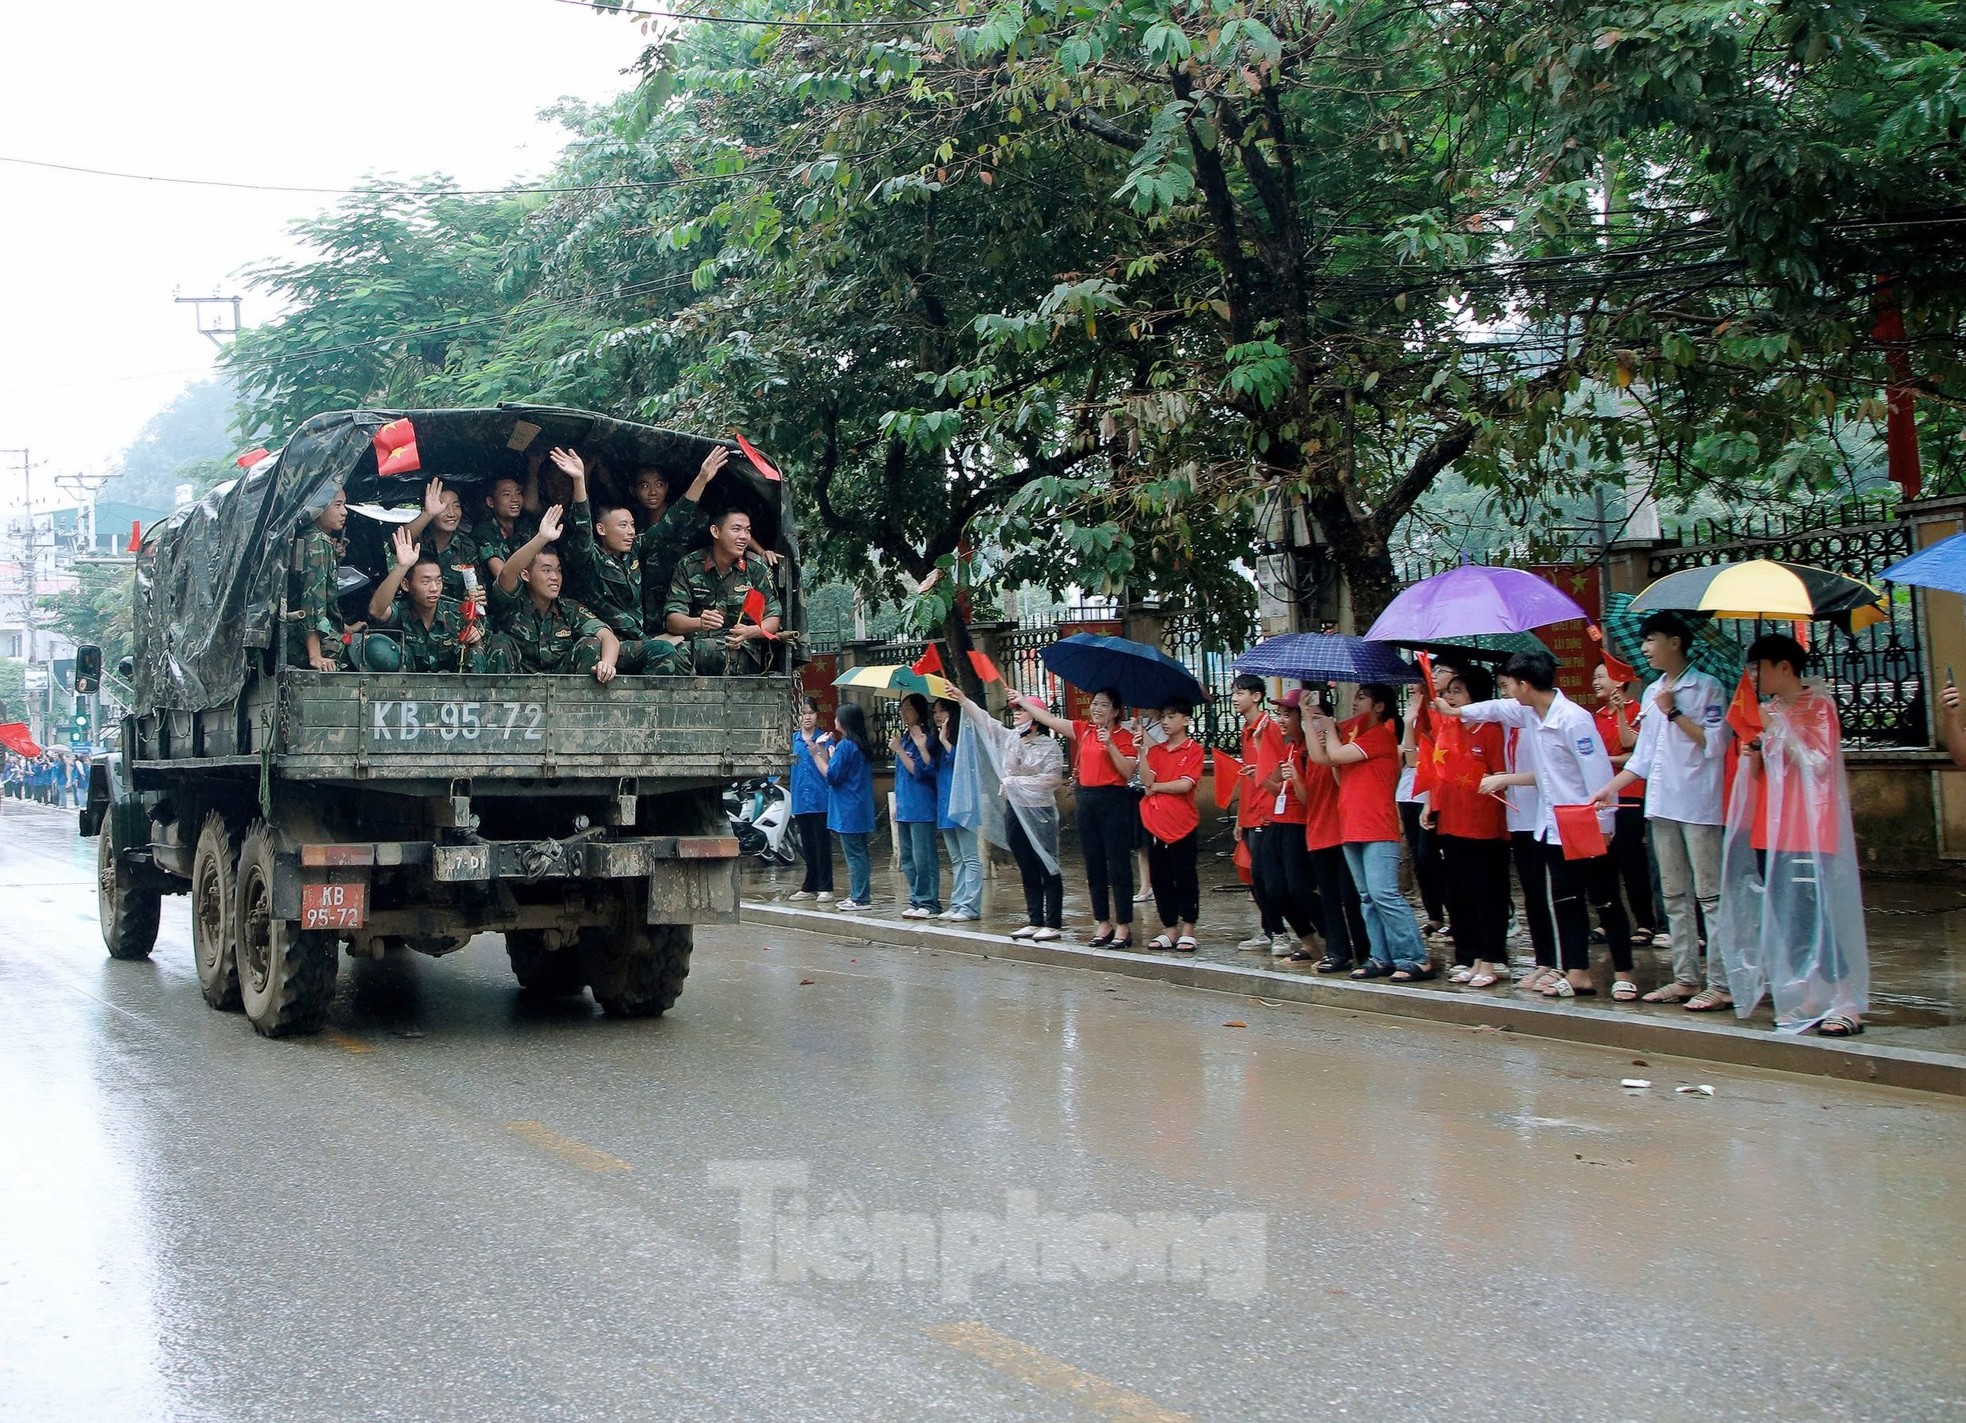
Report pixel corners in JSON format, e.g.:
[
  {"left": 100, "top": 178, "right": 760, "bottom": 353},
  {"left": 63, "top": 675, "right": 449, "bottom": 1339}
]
[
  {"left": 1031, "top": 927, "right": 1061, "bottom": 941},
  {"left": 788, "top": 890, "right": 816, "bottom": 902},
  {"left": 1270, "top": 935, "right": 1295, "bottom": 957},
  {"left": 901, "top": 907, "right": 930, "bottom": 920},
  {"left": 1010, "top": 924, "right": 1040, "bottom": 939},
  {"left": 948, "top": 910, "right": 981, "bottom": 922},
  {"left": 836, "top": 899, "right": 868, "bottom": 912},
  {"left": 816, "top": 892, "right": 835, "bottom": 903},
  {"left": 1239, "top": 934, "right": 1271, "bottom": 951}
]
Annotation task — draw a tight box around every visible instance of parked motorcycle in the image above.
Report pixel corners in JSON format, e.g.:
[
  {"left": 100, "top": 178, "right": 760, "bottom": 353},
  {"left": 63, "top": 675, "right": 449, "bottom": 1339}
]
[{"left": 724, "top": 776, "right": 796, "bottom": 864}]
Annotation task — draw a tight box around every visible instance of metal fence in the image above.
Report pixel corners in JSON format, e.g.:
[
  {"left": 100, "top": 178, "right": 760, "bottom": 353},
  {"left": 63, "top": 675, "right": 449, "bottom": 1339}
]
[
  {"left": 1160, "top": 612, "right": 1250, "bottom": 751},
  {"left": 1648, "top": 498, "right": 1923, "bottom": 749}
]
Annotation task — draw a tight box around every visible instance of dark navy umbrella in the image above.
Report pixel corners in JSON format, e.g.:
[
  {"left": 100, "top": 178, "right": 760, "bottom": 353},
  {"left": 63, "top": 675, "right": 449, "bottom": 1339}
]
[
  {"left": 1040, "top": 632, "right": 1207, "bottom": 709},
  {"left": 1234, "top": 633, "right": 1422, "bottom": 684},
  {"left": 1883, "top": 532, "right": 1966, "bottom": 596}
]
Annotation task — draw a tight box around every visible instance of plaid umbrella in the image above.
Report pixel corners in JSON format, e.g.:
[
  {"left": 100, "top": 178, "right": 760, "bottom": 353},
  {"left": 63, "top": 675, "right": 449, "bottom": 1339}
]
[
  {"left": 1233, "top": 633, "right": 1422, "bottom": 683},
  {"left": 1599, "top": 592, "right": 1744, "bottom": 686}
]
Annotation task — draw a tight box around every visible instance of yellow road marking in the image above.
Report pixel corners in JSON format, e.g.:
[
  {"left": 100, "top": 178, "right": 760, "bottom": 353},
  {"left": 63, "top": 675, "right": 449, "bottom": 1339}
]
[
  {"left": 925, "top": 1322, "right": 1191, "bottom": 1423},
  {"left": 504, "top": 1120, "right": 631, "bottom": 1174},
  {"left": 320, "top": 1029, "right": 372, "bottom": 1054}
]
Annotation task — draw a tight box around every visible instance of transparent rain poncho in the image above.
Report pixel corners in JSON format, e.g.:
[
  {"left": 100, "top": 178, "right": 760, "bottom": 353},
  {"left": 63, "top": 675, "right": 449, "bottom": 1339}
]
[
  {"left": 1715, "top": 683, "right": 1870, "bottom": 1031},
  {"left": 948, "top": 700, "right": 1065, "bottom": 875}
]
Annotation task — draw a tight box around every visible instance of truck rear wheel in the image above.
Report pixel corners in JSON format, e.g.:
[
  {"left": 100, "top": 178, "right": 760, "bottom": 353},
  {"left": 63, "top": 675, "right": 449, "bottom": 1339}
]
[
  {"left": 98, "top": 818, "right": 160, "bottom": 961},
  {"left": 581, "top": 919, "right": 692, "bottom": 1019},
  {"left": 505, "top": 930, "right": 586, "bottom": 996},
  {"left": 191, "top": 811, "right": 243, "bottom": 1010},
  {"left": 235, "top": 821, "right": 337, "bottom": 1038}
]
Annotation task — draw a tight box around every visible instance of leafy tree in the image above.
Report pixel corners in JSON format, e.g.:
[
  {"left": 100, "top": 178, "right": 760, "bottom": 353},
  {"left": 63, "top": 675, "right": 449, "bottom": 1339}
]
[
  {"left": 0, "top": 659, "right": 25, "bottom": 723},
  {"left": 38, "top": 563, "right": 134, "bottom": 667}
]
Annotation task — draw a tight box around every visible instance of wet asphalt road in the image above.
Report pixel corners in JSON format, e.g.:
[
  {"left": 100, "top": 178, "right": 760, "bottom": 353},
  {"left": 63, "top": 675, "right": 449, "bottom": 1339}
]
[{"left": 2, "top": 802, "right": 1962, "bottom": 1423}]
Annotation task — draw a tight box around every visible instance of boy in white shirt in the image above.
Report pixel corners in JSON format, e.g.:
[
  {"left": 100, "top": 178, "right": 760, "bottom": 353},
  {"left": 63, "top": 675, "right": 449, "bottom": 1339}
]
[{"left": 1592, "top": 613, "right": 1732, "bottom": 1008}]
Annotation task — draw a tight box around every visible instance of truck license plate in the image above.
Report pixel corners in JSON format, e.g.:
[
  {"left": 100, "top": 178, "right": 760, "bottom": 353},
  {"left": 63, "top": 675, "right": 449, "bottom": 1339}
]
[
  {"left": 302, "top": 882, "right": 367, "bottom": 930},
  {"left": 368, "top": 699, "right": 544, "bottom": 744}
]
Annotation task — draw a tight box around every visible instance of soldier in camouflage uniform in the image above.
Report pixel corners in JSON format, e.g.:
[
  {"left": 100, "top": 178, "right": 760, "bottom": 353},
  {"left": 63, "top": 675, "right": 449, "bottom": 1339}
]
[
  {"left": 365, "top": 527, "right": 488, "bottom": 672},
  {"left": 630, "top": 448, "right": 724, "bottom": 632},
  {"left": 401, "top": 478, "right": 480, "bottom": 601},
  {"left": 475, "top": 473, "right": 539, "bottom": 584},
  {"left": 484, "top": 505, "right": 622, "bottom": 681},
  {"left": 665, "top": 508, "right": 782, "bottom": 675},
  {"left": 284, "top": 486, "right": 353, "bottom": 670},
  {"left": 547, "top": 448, "right": 693, "bottom": 674}
]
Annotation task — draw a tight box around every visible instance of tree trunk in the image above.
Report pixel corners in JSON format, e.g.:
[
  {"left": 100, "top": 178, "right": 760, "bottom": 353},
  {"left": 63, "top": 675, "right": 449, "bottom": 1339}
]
[{"left": 938, "top": 600, "right": 987, "bottom": 702}]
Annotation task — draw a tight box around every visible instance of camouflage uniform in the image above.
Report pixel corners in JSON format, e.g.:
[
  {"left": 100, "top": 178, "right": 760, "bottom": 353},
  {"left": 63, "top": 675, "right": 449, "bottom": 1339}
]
[
  {"left": 485, "top": 580, "right": 607, "bottom": 675},
  {"left": 471, "top": 512, "right": 540, "bottom": 578},
  {"left": 283, "top": 527, "right": 348, "bottom": 668},
  {"left": 422, "top": 529, "right": 481, "bottom": 603},
  {"left": 565, "top": 499, "right": 690, "bottom": 674},
  {"left": 635, "top": 497, "right": 708, "bottom": 633},
  {"left": 370, "top": 595, "right": 486, "bottom": 673},
  {"left": 664, "top": 552, "right": 781, "bottom": 675}
]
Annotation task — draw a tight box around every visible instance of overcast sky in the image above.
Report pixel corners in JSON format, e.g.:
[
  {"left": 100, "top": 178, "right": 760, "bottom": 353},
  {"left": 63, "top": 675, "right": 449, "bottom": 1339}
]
[{"left": 0, "top": 0, "right": 652, "bottom": 517}]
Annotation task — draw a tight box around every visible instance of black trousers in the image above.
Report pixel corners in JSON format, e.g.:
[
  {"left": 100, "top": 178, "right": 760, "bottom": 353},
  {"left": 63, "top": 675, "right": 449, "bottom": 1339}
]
[
  {"left": 1007, "top": 811, "right": 1063, "bottom": 929},
  {"left": 1440, "top": 834, "right": 1512, "bottom": 967},
  {"left": 1610, "top": 804, "right": 1657, "bottom": 933},
  {"left": 1539, "top": 839, "right": 1634, "bottom": 973},
  {"left": 1309, "top": 844, "right": 1369, "bottom": 967},
  {"left": 1254, "top": 821, "right": 1320, "bottom": 938},
  {"left": 795, "top": 811, "right": 832, "bottom": 893},
  {"left": 1076, "top": 785, "right": 1136, "bottom": 924},
  {"left": 1511, "top": 831, "right": 1557, "bottom": 968},
  {"left": 1246, "top": 825, "right": 1282, "bottom": 935},
  {"left": 1146, "top": 831, "right": 1200, "bottom": 928},
  {"left": 1400, "top": 800, "right": 1447, "bottom": 925}
]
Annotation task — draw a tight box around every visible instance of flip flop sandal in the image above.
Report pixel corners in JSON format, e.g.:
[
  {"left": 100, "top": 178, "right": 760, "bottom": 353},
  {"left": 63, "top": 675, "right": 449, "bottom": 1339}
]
[
  {"left": 1467, "top": 971, "right": 1502, "bottom": 988},
  {"left": 1612, "top": 980, "right": 1640, "bottom": 1001},
  {"left": 1314, "top": 957, "right": 1351, "bottom": 974},
  {"left": 1449, "top": 966, "right": 1475, "bottom": 984},
  {"left": 1146, "top": 935, "right": 1176, "bottom": 951},
  {"left": 1351, "top": 961, "right": 1394, "bottom": 979},
  {"left": 1642, "top": 982, "right": 1697, "bottom": 1004},
  {"left": 1285, "top": 949, "right": 1319, "bottom": 963},
  {"left": 1818, "top": 1013, "right": 1864, "bottom": 1037},
  {"left": 1630, "top": 929, "right": 1656, "bottom": 947},
  {"left": 1543, "top": 977, "right": 1595, "bottom": 999},
  {"left": 1174, "top": 936, "right": 1199, "bottom": 953},
  {"left": 1392, "top": 965, "right": 1439, "bottom": 983},
  {"left": 1517, "top": 967, "right": 1556, "bottom": 993}
]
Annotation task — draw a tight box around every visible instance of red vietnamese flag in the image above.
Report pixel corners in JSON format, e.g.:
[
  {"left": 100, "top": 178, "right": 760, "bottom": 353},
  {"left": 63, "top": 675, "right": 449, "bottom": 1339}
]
[
  {"left": 1412, "top": 732, "right": 1438, "bottom": 796},
  {"left": 373, "top": 418, "right": 421, "bottom": 476},
  {"left": 1553, "top": 803, "right": 1610, "bottom": 860},
  {"left": 912, "top": 643, "right": 944, "bottom": 676},
  {"left": 738, "top": 586, "right": 775, "bottom": 638},
  {"left": 1725, "top": 669, "right": 1764, "bottom": 744},
  {"left": 1587, "top": 623, "right": 1639, "bottom": 685},
  {"left": 967, "top": 649, "right": 1003, "bottom": 683},
  {"left": 1412, "top": 650, "right": 1436, "bottom": 739},
  {"left": 0, "top": 722, "right": 43, "bottom": 758},
  {"left": 1212, "top": 749, "right": 1242, "bottom": 810},
  {"left": 733, "top": 431, "right": 782, "bottom": 482}
]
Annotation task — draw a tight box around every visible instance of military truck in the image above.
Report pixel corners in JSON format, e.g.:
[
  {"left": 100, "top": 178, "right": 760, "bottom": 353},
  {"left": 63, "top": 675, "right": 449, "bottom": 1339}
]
[{"left": 80, "top": 406, "right": 797, "bottom": 1037}]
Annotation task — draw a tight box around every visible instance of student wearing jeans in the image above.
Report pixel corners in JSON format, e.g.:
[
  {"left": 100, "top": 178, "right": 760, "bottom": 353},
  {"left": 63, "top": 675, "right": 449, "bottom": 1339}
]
[
  {"left": 1304, "top": 683, "right": 1432, "bottom": 980},
  {"left": 1025, "top": 688, "right": 1139, "bottom": 948},
  {"left": 1139, "top": 698, "right": 1205, "bottom": 951},
  {"left": 932, "top": 698, "right": 983, "bottom": 921},
  {"left": 787, "top": 696, "right": 835, "bottom": 900},
  {"left": 812, "top": 702, "right": 877, "bottom": 910},
  {"left": 1592, "top": 613, "right": 1731, "bottom": 1008},
  {"left": 891, "top": 692, "right": 944, "bottom": 918}
]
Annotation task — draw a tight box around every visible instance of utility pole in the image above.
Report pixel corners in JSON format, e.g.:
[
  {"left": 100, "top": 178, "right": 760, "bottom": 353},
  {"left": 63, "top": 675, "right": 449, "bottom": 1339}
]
[{"left": 174, "top": 292, "right": 244, "bottom": 349}]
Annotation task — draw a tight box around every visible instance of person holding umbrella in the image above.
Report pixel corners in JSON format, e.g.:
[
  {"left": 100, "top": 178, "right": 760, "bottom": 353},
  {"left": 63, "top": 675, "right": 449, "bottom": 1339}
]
[
  {"left": 1023, "top": 689, "right": 1140, "bottom": 947},
  {"left": 1421, "top": 666, "right": 1514, "bottom": 988}
]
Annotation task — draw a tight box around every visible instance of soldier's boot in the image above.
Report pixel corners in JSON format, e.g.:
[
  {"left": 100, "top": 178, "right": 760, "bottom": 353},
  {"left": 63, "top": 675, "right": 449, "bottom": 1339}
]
[{"left": 476, "top": 633, "right": 522, "bottom": 674}]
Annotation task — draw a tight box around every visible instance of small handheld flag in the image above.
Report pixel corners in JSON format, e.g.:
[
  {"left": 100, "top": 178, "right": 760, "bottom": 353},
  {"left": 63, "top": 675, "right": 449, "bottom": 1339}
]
[
  {"left": 912, "top": 644, "right": 944, "bottom": 676},
  {"left": 373, "top": 418, "right": 421, "bottom": 477},
  {"left": 1212, "top": 750, "right": 1242, "bottom": 810},
  {"left": 738, "top": 587, "right": 776, "bottom": 639},
  {"left": 1553, "top": 804, "right": 1609, "bottom": 860},
  {"left": 733, "top": 431, "right": 782, "bottom": 482},
  {"left": 967, "top": 650, "right": 1003, "bottom": 683}
]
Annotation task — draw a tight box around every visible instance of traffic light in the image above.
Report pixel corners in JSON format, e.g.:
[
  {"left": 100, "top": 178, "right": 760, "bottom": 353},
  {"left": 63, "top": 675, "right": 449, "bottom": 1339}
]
[{"left": 69, "top": 705, "right": 90, "bottom": 748}]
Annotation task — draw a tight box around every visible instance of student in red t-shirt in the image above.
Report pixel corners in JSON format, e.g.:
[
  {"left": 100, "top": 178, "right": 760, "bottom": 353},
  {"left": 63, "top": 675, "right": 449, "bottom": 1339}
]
[
  {"left": 1264, "top": 691, "right": 1327, "bottom": 960},
  {"left": 1304, "top": 682, "right": 1432, "bottom": 980},
  {"left": 1592, "top": 660, "right": 1659, "bottom": 948},
  {"left": 1230, "top": 674, "right": 1291, "bottom": 951},
  {"left": 1025, "top": 687, "right": 1139, "bottom": 947},
  {"left": 1285, "top": 692, "right": 1370, "bottom": 974},
  {"left": 1421, "top": 666, "right": 1512, "bottom": 987},
  {"left": 1138, "top": 697, "right": 1206, "bottom": 951}
]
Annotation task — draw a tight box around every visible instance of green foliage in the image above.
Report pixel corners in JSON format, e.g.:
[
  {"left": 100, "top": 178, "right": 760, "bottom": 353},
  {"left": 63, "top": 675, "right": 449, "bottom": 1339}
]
[
  {"left": 38, "top": 564, "right": 135, "bottom": 667},
  {"left": 0, "top": 659, "right": 25, "bottom": 723}
]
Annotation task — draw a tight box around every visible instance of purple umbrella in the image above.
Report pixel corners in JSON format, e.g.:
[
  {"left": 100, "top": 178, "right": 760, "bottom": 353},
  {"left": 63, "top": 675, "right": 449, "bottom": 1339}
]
[{"left": 1364, "top": 565, "right": 1591, "bottom": 643}]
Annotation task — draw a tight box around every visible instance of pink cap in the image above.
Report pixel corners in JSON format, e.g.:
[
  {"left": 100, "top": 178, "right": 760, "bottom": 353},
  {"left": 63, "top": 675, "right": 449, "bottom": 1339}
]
[{"left": 1280, "top": 689, "right": 1305, "bottom": 710}]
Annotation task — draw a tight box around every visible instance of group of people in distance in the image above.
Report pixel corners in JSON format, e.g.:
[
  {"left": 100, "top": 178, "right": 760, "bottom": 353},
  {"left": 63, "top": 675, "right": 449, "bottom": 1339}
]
[
  {"left": 283, "top": 443, "right": 781, "bottom": 681},
  {"left": 2, "top": 751, "right": 86, "bottom": 807},
  {"left": 787, "top": 611, "right": 1870, "bottom": 1038}
]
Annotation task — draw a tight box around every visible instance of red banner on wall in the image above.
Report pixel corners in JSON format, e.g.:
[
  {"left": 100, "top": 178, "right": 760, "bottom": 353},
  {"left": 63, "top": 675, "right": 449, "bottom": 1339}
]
[
  {"left": 800, "top": 654, "right": 840, "bottom": 724},
  {"left": 1529, "top": 564, "right": 1603, "bottom": 705}
]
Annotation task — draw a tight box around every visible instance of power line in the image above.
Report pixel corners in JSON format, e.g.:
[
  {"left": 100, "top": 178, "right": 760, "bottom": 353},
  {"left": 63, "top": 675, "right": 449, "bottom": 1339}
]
[
  {"left": 543, "top": 0, "right": 958, "bottom": 29},
  {"left": 0, "top": 152, "right": 741, "bottom": 199}
]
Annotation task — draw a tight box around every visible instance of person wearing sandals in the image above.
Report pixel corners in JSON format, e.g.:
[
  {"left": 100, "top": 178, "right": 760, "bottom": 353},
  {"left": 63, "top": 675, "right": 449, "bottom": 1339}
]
[
  {"left": 1716, "top": 634, "right": 1869, "bottom": 1036},
  {"left": 811, "top": 703, "right": 878, "bottom": 911},
  {"left": 1024, "top": 690, "right": 1139, "bottom": 948},
  {"left": 1262, "top": 691, "right": 1328, "bottom": 960},
  {"left": 1287, "top": 693, "right": 1371, "bottom": 974},
  {"left": 947, "top": 685, "right": 1067, "bottom": 940},
  {"left": 891, "top": 693, "right": 944, "bottom": 919},
  {"left": 932, "top": 698, "right": 984, "bottom": 921},
  {"left": 1139, "top": 698, "right": 1205, "bottom": 952},
  {"left": 1448, "top": 649, "right": 1632, "bottom": 1000},
  {"left": 1303, "top": 684, "right": 1434, "bottom": 982},
  {"left": 788, "top": 696, "right": 835, "bottom": 902},
  {"left": 1590, "top": 613, "right": 1732, "bottom": 1009},
  {"left": 1421, "top": 667, "right": 1513, "bottom": 988},
  {"left": 1592, "top": 661, "right": 1660, "bottom": 950}
]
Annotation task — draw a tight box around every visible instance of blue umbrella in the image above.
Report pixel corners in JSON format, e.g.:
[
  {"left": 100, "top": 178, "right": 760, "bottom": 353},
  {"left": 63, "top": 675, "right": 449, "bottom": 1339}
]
[
  {"left": 1234, "top": 633, "right": 1422, "bottom": 684},
  {"left": 1882, "top": 532, "right": 1966, "bottom": 595},
  {"left": 1040, "top": 632, "right": 1207, "bottom": 709}
]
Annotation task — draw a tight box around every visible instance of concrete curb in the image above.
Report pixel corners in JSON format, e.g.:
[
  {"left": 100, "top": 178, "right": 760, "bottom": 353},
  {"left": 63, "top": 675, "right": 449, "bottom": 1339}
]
[{"left": 741, "top": 902, "right": 1966, "bottom": 1097}]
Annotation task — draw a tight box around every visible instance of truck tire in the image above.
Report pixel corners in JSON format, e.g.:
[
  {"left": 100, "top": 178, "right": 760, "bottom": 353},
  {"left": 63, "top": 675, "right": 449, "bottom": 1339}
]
[
  {"left": 235, "top": 821, "right": 337, "bottom": 1038},
  {"left": 505, "top": 930, "right": 586, "bottom": 996},
  {"left": 190, "top": 811, "right": 243, "bottom": 1010},
  {"left": 97, "top": 818, "right": 161, "bottom": 961},
  {"left": 581, "top": 922, "right": 692, "bottom": 1019}
]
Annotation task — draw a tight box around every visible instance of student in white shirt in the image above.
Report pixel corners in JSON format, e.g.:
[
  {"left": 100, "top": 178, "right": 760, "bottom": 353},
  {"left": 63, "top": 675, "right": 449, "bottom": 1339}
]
[
  {"left": 1591, "top": 613, "right": 1732, "bottom": 1008},
  {"left": 1445, "top": 649, "right": 1633, "bottom": 1000}
]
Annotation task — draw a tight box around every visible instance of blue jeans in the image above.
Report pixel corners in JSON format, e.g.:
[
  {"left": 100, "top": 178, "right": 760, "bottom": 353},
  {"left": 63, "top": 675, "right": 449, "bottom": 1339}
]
[
  {"left": 942, "top": 827, "right": 982, "bottom": 915},
  {"left": 838, "top": 832, "right": 871, "bottom": 904},
  {"left": 898, "top": 820, "right": 942, "bottom": 911},
  {"left": 1342, "top": 840, "right": 1429, "bottom": 970}
]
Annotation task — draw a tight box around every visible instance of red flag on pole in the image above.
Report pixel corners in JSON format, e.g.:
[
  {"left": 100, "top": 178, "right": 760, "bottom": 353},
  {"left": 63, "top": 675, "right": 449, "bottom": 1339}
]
[
  {"left": 967, "top": 650, "right": 1003, "bottom": 683},
  {"left": 127, "top": 520, "right": 142, "bottom": 554},
  {"left": 1725, "top": 669, "right": 1764, "bottom": 745},
  {"left": 0, "top": 722, "right": 44, "bottom": 758},
  {"left": 1412, "top": 650, "right": 1436, "bottom": 740},
  {"left": 373, "top": 418, "right": 421, "bottom": 477},
  {"left": 737, "top": 587, "right": 775, "bottom": 638},
  {"left": 1586, "top": 623, "right": 1639, "bottom": 685},
  {"left": 1212, "top": 749, "right": 1242, "bottom": 810},
  {"left": 1553, "top": 804, "right": 1609, "bottom": 860},
  {"left": 912, "top": 643, "right": 944, "bottom": 676},
  {"left": 733, "top": 431, "right": 782, "bottom": 482}
]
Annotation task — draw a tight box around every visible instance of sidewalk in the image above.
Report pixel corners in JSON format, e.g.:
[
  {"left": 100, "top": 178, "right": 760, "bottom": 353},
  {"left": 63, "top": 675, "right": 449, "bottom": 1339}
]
[{"left": 742, "top": 844, "right": 1966, "bottom": 1095}]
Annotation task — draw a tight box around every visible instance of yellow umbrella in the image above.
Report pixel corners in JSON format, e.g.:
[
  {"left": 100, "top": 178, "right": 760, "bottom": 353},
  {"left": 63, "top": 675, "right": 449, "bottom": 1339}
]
[
  {"left": 833, "top": 664, "right": 956, "bottom": 700},
  {"left": 1630, "top": 559, "right": 1887, "bottom": 633}
]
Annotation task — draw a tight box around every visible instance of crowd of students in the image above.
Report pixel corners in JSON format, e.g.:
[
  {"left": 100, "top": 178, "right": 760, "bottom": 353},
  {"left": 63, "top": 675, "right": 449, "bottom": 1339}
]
[
  {"left": 783, "top": 613, "right": 1871, "bottom": 1037},
  {"left": 2, "top": 751, "right": 86, "bottom": 807}
]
